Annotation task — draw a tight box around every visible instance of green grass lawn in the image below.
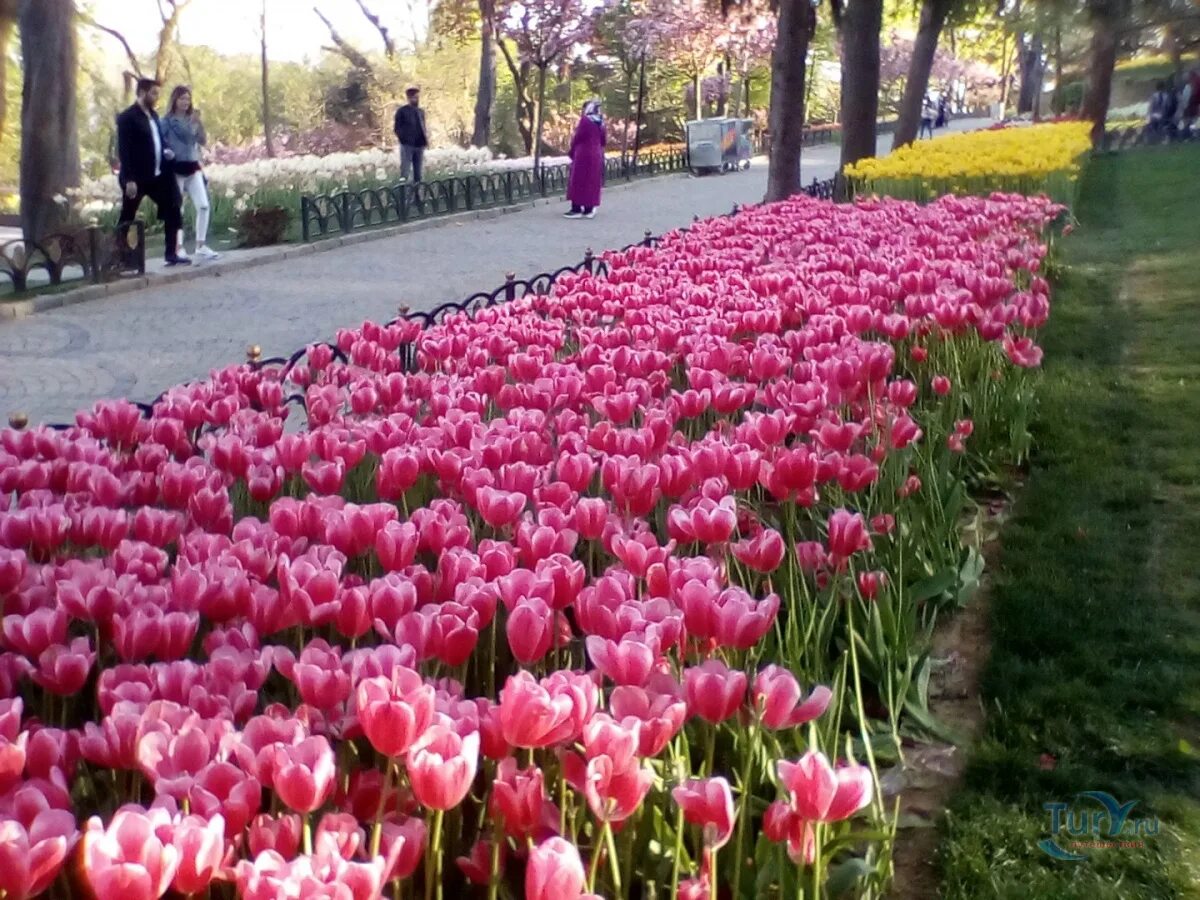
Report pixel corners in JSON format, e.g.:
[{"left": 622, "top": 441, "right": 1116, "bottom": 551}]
[{"left": 935, "top": 147, "right": 1200, "bottom": 898}]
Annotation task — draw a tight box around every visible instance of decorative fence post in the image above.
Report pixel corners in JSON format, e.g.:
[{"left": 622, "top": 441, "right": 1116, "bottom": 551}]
[
  {"left": 504, "top": 273, "right": 517, "bottom": 304},
  {"left": 583, "top": 248, "right": 594, "bottom": 275},
  {"left": 87, "top": 226, "right": 102, "bottom": 285}
]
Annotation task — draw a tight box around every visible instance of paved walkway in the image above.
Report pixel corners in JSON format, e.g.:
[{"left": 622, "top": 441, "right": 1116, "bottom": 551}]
[{"left": 1, "top": 119, "right": 990, "bottom": 425}]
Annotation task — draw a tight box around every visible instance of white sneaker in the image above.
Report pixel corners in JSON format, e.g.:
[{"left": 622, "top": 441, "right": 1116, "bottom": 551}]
[
  {"left": 174, "top": 247, "right": 190, "bottom": 261},
  {"left": 195, "top": 245, "right": 220, "bottom": 260},
  {"left": 584, "top": 210, "right": 596, "bottom": 219}
]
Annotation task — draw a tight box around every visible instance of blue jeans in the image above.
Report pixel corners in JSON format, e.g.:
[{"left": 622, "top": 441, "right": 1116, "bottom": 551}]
[{"left": 401, "top": 145, "right": 425, "bottom": 183}]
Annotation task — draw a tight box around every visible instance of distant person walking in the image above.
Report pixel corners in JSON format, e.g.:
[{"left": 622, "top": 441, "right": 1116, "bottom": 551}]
[
  {"left": 394, "top": 87, "right": 428, "bottom": 184},
  {"left": 936, "top": 95, "right": 948, "bottom": 129},
  {"left": 919, "top": 97, "right": 936, "bottom": 139},
  {"left": 162, "top": 86, "right": 219, "bottom": 261},
  {"left": 1148, "top": 80, "right": 1177, "bottom": 137},
  {"left": 564, "top": 99, "right": 606, "bottom": 219},
  {"left": 1179, "top": 69, "right": 1200, "bottom": 137},
  {"left": 116, "top": 78, "right": 189, "bottom": 266}
]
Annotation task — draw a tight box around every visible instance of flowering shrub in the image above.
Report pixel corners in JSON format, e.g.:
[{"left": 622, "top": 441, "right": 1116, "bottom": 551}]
[
  {"left": 0, "top": 190, "right": 1061, "bottom": 899},
  {"left": 846, "top": 121, "right": 1092, "bottom": 203}
]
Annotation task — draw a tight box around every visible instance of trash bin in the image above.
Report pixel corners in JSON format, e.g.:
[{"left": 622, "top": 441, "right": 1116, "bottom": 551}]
[{"left": 686, "top": 118, "right": 738, "bottom": 175}]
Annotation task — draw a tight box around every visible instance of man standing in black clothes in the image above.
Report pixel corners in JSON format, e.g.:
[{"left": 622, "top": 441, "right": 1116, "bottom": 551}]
[
  {"left": 394, "top": 87, "right": 428, "bottom": 184},
  {"left": 116, "top": 78, "right": 190, "bottom": 266}
]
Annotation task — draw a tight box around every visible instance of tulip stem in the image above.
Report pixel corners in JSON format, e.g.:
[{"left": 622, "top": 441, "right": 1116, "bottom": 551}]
[
  {"left": 809, "top": 821, "right": 823, "bottom": 900},
  {"left": 731, "top": 721, "right": 757, "bottom": 897},
  {"left": 704, "top": 723, "right": 717, "bottom": 777},
  {"left": 303, "top": 815, "right": 313, "bottom": 856},
  {"left": 425, "top": 808, "right": 445, "bottom": 900},
  {"left": 603, "top": 819, "right": 622, "bottom": 896},
  {"left": 709, "top": 847, "right": 718, "bottom": 900},
  {"left": 670, "top": 784, "right": 685, "bottom": 898},
  {"left": 371, "top": 758, "right": 398, "bottom": 859},
  {"left": 587, "top": 831, "right": 603, "bottom": 893},
  {"left": 487, "top": 821, "right": 502, "bottom": 900}
]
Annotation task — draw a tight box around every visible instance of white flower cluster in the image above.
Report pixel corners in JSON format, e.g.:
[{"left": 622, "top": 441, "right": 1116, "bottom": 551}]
[
  {"left": 1107, "top": 101, "right": 1149, "bottom": 121},
  {"left": 65, "top": 147, "right": 572, "bottom": 220}
]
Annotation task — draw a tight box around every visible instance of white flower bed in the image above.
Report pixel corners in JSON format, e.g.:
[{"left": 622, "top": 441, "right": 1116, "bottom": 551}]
[{"left": 66, "top": 147, "right": 572, "bottom": 221}]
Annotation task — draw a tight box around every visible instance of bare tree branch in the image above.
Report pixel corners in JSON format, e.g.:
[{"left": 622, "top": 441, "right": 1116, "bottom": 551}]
[
  {"left": 314, "top": 6, "right": 374, "bottom": 71},
  {"left": 155, "top": 0, "right": 195, "bottom": 83},
  {"left": 80, "top": 15, "right": 144, "bottom": 77},
  {"left": 354, "top": 0, "right": 396, "bottom": 56}
]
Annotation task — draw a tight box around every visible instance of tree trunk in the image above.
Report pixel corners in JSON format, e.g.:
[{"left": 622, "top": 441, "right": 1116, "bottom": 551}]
[
  {"left": 1164, "top": 23, "right": 1181, "bottom": 72},
  {"left": 838, "top": 0, "right": 884, "bottom": 169},
  {"left": 632, "top": 54, "right": 646, "bottom": 166},
  {"left": 19, "top": 0, "right": 80, "bottom": 243},
  {"left": 1017, "top": 33, "right": 1044, "bottom": 114},
  {"left": 998, "top": 32, "right": 1012, "bottom": 114},
  {"left": 496, "top": 38, "right": 533, "bottom": 152},
  {"left": 765, "top": 0, "right": 816, "bottom": 201},
  {"left": 1051, "top": 26, "right": 1063, "bottom": 113},
  {"left": 1081, "top": 1, "right": 1120, "bottom": 145},
  {"left": 0, "top": 11, "right": 13, "bottom": 139},
  {"left": 532, "top": 63, "right": 547, "bottom": 171},
  {"left": 741, "top": 70, "right": 751, "bottom": 118},
  {"left": 472, "top": 0, "right": 496, "bottom": 147},
  {"left": 261, "top": 0, "right": 275, "bottom": 157},
  {"left": 894, "top": 0, "right": 952, "bottom": 147}
]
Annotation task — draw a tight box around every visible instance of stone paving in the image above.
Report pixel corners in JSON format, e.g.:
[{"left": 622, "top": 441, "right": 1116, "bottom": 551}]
[{"left": 0, "top": 120, "right": 989, "bottom": 425}]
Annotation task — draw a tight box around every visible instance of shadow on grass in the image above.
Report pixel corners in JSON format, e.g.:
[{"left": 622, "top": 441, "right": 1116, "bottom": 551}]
[{"left": 936, "top": 147, "right": 1200, "bottom": 899}]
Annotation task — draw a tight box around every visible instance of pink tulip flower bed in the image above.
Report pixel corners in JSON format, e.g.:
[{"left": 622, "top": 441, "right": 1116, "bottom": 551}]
[{"left": 0, "top": 190, "right": 1061, "bottom": 900}]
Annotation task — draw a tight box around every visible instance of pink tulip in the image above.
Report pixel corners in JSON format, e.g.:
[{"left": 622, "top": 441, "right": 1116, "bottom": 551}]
[
  {"left": 731, "top": 528, "right": 786, "bottom": 574},
  {"left": 712, "top": 588, "right": 780, "bottom": 650},
  {"left": 188, "top": 761, "right": 263, "bottom": 837},
  {"left": 752, "top": 665, "right": 832, "bottom": 730},
  {"left": 31, "top": 638, "right": 94, "bottom": 695},
  {"left": 406, "top": 725, "right": 479, "bottom": 811},
  {"left": 609, "top": 679, "right": 688, "bottom": 757},
  {"left": 526, "top": 837, "right": 586, "bottom": 900},
  {"left": 136, "top": 725, "right": 213, "bottom": 800},
  {"left": 168, "top": 813, "right": 225, "bottom": 895},
  {"left": 271, "top": 736, "right": 337, "bottom": 814},
  {"left": 380, "top": 816, "right": 427, "bottom": 880},
  {"left": 672, "top": 777, "right": 736, "bottom": 848},
  {"left": 490, "top": 758, "right": 547, "bottom": 838},
  {"left": 81, "top": 805, "right": 180, "bottom": 900},
  {"left": 776, "top": 750, "right": 875, "bottom": 822},
  {"left": 0, "top": 807, "right": 77, "bottom": 900},
  {"left": 507, "top": 596, "right": 556, "bottom": 664},
  {"left": 475, "top": 486, "right": 527, "bottom": 530},
  {"left": 826, "top": 509, "right": 872, "bottom": 567},
  {"left": 499, "top": 670, "right": 598, "bottom": 749},
  {"left": 355, "top": 667, "right": 436, "bottom": 758},
  {"left": 585, "top": 634, "right": 658, "bottom": 687},
  {"left": 247, "top": 813, "right": 302, "bottom": 860},
  {"left": 684, "top": 660, "right": 747, "bottom": 724}
]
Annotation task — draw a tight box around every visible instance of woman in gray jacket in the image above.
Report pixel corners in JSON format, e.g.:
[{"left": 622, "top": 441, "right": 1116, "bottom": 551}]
[{"left": 162, "top": 86, "right": 219, "bottom": 260}]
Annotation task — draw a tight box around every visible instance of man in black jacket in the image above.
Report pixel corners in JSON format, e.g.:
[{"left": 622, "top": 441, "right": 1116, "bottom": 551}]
[
  {"left": 393, "top": 87, "right": 428, "bottom": 183},
  {"left": 117, "top": 78, "right": 189, "bottom": 266}
]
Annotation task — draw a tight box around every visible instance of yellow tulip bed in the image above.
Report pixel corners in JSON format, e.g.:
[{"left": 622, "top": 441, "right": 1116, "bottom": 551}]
[{"left": 845, "top": 121, "right": 1092, "bottom": 204}]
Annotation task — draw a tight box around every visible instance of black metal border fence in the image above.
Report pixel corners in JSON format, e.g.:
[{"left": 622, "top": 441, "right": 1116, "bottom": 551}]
[
  {"left": 31, "top": 177, "right": 836, "bottom": 432},
  {"left": 0, "top": 222, "right": 146, "bottom": 295},
  {"left": 299, "top": 150, "right": 689, "bottom": 242}
]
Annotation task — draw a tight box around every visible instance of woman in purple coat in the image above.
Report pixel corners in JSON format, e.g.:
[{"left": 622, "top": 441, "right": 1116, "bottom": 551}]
[{"left": 565, "top": 100, "right": 606, "bottom": 219}]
